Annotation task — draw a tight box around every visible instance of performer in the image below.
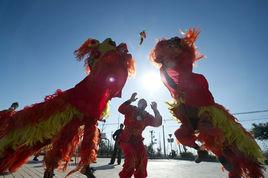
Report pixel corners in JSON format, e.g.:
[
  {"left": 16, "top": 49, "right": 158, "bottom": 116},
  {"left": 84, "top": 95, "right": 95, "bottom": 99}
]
[
  {"left": 8, "top": 102, "right": 19, "bottom": 112},
  {"left": 0, "top": 38, "right": 135, "bottom": 178},
  {"left": 118, "top": 92, "right": 162, "bottom": 178},
  {"left": 0, "top": 102, "right": 19, "bottom": 119},
  {"left": 109, "top": 123, "right": 124, "bottom": 165},
  {"left": 150, "top": 28, "right": 265, "bottom": 178}
]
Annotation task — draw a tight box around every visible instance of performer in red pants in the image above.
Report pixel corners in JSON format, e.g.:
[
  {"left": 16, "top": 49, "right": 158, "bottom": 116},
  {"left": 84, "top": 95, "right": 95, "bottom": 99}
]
[{"left": 118, "top": 92, "right": 162, "bottom": 178}]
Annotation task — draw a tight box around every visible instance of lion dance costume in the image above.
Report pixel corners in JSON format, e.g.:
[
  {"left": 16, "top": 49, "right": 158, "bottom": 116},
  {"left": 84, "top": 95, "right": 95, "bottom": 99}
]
[
  {"left": 150, "top": 28, "right": 265, "bottom": 178},
  {"left": 0, "top": 38, "right": 135, "bottom": 177}
]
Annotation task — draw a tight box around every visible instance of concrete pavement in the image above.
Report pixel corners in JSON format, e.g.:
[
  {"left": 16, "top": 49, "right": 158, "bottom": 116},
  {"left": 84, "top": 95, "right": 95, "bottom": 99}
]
[{"left": 1, "top": 158, "right": 267, "bottom": 178}]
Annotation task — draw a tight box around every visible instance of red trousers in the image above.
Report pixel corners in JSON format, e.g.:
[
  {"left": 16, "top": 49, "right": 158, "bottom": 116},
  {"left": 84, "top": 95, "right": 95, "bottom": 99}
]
[
  {"left": 174, "top": 123, "right": 197, "bottom": 148},
  {"left": 119, "top": 141, "right": 148, "bottom": 178},
  {"left": 174, "top": 117, "right": 225, "bottom": 156}
]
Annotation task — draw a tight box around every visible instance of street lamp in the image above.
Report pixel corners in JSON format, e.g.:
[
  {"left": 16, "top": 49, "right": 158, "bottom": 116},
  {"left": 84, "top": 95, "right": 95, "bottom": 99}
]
[{"left": 167, "top": 134, "right": 174, "bottom": 153}]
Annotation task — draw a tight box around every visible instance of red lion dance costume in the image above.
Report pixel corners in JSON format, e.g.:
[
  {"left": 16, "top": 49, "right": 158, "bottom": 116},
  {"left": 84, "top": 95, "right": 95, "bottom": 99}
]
[
  {"left": 150, "top": 28, "right": 265, "bottom": 178},
  {"left": 0, "top": 38, "right": 135, "bottom": 177}
]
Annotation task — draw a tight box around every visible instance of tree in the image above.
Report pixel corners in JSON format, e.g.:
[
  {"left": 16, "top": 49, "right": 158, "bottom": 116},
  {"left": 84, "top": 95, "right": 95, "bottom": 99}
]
[
  {"left": 156, "top": 148, "right": 163, "bottom": 158},
  {"left": 146, "top": 143, "right": 156, "bottom": 158},
  {"left": 98, "top": 139, "right": 112, "bottom": 157},
  {"left": 251, "top": 122, "right": 268, "bottom": 140},
  {"left": 252, "top": 122, "right": 268, "bottom": 164}
]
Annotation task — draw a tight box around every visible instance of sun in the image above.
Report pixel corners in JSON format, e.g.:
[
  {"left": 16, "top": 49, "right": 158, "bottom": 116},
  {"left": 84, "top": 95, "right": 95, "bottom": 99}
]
[{"left": 141, "top": 71, "right": 162, "bottom": 90}]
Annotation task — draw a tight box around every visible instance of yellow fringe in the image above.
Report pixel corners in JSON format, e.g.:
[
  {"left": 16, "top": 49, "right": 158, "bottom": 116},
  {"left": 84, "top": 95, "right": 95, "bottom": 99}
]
[
  {"left": 199, "top": 105, "right": 265, "bottom": 163},
  {"left": 166, "top": 98, "right": 265, "bottom": 163},
  {"left": 166, "top": 98, "right": 184, "bottom": 123},
  {"left": 0, "top": 104, "right": 83, "bottom": 154},
  {"left": 101, "top": 102, "right": 110, "bottom": 119}
]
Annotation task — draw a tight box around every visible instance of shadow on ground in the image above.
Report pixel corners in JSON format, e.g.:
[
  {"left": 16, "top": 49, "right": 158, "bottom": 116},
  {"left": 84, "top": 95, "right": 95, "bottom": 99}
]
[
  {"left": 27, "top": 160, "right": 43, "bottom": 164},
  {"left": 93, "top": 164, "right": 115, "bottom": 171},
  {"left": 0, "top": 172, "right": 11, "bottom": 175}
]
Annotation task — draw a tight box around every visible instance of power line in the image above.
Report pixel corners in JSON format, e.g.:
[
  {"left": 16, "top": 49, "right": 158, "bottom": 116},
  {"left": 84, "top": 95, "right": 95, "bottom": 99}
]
[
  {"left": 104, "top": 117, "right": 268, "bottom": 126},
  {"left": 162, "top": 109, "right": 268, "bottom": 122},
  {"left": 239, "top": 118, "right": 268, "bottom": 122},
  {"left": 233, "top": 109, "right": 268, "bottom": 115},
  {"left": 103, "top": 109, "right": 268, "bottom": 125},
  {"left": 163, "top": 117, "right": 268, "bottom": 123}
]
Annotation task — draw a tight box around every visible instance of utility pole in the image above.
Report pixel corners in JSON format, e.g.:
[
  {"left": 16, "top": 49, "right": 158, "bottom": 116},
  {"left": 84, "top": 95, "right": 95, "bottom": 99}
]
[
  {"left": 111, "top": 131, "right": 113, "bottom": 146},
  {"left": 178, "top": 143, "right": 182, "bottom": 154},
  {"left": 162, "top": 125, "right": 166, "bottom": 157},
  {"left": 117, "top": 115, "right": 120, "bottom": 128},
  {"left": 159, "top": 132, "right": 162, "bottom": 151}
]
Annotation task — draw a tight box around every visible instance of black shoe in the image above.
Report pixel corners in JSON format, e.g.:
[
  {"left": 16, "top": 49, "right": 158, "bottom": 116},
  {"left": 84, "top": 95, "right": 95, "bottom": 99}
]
[
  {"left": 90, "top": 167, "right": 95, "bottom": 172},
  {"left": 108, "top": 162, "right": 114, "bottom": 165},
  {"left": 33, "top": 157, "right": 39, "bottom": 161},
  {"left": 82, "top": 167, "right": 96, "bottom": 178},
  {"left": 117, "top": 163, "right": 121, "bottom": 165},
  {"left": 218, "top": 156, "right": 232, "bottom": 172},
  {"left": 195, "top": 150, "right": 209, "bottom": 163}
]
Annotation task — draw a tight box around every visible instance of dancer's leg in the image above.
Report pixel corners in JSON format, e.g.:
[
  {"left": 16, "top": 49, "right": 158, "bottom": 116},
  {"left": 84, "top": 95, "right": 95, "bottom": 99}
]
[
  {"left": 134, "top": 143, "right": 148, "bottom": 178},
  {"left": 119, "top": 143, "right": 135, "bottom": 178}
]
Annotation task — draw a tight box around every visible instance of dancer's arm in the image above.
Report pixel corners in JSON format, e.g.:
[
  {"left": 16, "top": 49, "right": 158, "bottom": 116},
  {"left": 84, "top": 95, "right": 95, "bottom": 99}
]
[
  {"left": 145, "top": 102, "right": 162, "bottom": 127},
  {"left": 118, "top": 92, "right": 137, "bottom": 114}
]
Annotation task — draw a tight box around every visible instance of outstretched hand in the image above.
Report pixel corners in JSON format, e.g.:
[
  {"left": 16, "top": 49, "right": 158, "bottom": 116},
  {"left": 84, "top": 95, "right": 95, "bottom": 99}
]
[
  {"left": 150, "top": 102, "right": 157, "bottom": 110},
  {"left": 129, "top": 92, "right": 138, "bottom": 102}
]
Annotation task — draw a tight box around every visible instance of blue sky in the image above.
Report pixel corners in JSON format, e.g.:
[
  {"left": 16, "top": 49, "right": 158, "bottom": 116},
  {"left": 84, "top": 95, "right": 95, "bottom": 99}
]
[{"left": 1, "top": 0, "right": 268, "bottom": 152}]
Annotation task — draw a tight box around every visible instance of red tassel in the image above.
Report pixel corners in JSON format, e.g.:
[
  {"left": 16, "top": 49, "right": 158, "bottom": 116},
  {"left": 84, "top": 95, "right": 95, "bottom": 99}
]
[{"left": 44, "top": 117, "right": 83, "bottom": 171}]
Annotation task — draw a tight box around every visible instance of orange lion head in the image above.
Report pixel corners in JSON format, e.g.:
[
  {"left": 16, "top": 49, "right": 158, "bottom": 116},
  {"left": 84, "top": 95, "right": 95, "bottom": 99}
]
[
  {"left": 150, "top": 28, "right": 203, "bottom": 72},
  {"left": 74, "top": 38, "right": 135, "bottom": 76}
]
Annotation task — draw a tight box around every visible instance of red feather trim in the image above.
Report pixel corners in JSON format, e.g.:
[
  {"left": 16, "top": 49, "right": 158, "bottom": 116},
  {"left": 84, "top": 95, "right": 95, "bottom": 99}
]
[
  {"left": 0, "top": 140, "right": 50, "bottom": 172},
  {"left": 44, "top": 117, "right": 83, "bottom": 171},
  {"left": 0, "top": 90, "right": 69, "bottom": 138}
]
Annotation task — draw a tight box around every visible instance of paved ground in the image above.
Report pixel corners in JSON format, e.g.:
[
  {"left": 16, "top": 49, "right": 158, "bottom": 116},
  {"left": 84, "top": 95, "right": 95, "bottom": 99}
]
[{"left": 0, "top": 157, "right": 267, "bottom": 178}]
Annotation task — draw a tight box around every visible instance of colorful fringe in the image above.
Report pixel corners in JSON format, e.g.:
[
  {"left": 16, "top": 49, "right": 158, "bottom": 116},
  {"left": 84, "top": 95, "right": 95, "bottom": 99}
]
[
  {"left": 166, "top": 98, "right": 185, "bottom": 123},
  {"left": 199, "top": 104, "right": 265, "bottom": 178},
  {"left": 0, "top": 104, "right": 82, "bottom": 155},
  {"left": 64, "top": 121, "right": 100, "bottom": 177},
  {"left": 167, "top": 99, "right": 265, "bottom": 177},
  {"left": 101, "top": 101, "right": 110, "bottom": 119},
  {"left": 0, "top": 91, "right": 83, "bottom": 172},
  {"left": 198, "top": 104, "right": 265, "bottom": 164},
  {"left": 44, "top": 117, "right": 84, "bottom": 172}
]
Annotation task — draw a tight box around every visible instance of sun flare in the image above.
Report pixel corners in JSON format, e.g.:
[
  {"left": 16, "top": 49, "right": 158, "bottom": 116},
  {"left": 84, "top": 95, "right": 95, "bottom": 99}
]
[{"left": 141, "top": 71, "right": 162, "bottom": 90}]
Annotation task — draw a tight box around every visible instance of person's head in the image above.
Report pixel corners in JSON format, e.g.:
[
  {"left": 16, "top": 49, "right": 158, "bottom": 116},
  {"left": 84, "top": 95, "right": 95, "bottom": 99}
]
[
  {"left": 137, "top": 98, "right": 147, "bottom": 110},
  {"left": 120, "top": 123, "right": 124, "bottom": 129},
  {"left": 9, "top": 102, "right": 19, "bottom": 111}
]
